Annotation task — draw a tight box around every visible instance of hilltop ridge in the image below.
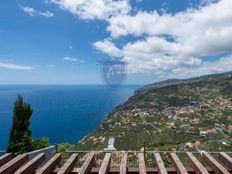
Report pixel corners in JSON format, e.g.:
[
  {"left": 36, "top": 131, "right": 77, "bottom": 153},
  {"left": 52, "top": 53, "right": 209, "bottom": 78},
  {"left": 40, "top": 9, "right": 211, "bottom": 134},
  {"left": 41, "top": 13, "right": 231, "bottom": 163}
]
[{"left": 137, "top": 71, "right": 232, "bottom": 93}]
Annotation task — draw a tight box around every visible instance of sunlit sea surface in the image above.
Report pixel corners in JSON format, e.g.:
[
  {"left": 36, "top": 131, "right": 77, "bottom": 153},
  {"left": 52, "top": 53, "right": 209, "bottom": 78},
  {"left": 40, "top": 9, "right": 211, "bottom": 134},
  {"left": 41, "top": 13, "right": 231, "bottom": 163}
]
[{"left": 0, "top": 85, "right": 140, "bottom": 149}]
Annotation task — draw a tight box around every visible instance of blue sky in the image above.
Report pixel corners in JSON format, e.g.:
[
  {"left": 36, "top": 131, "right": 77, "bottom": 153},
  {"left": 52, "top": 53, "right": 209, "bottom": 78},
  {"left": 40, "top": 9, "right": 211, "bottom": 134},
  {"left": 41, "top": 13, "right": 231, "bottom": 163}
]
[{"left": 0, "top": 0, "right": 231, "bottom": 84}]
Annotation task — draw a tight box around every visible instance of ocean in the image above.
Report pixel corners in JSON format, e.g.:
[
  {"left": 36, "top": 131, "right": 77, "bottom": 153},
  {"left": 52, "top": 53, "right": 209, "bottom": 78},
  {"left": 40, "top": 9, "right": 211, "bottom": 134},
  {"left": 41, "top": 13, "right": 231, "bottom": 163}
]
[{"left": 0, "top": 85, "right": 140, "bottom": 149}]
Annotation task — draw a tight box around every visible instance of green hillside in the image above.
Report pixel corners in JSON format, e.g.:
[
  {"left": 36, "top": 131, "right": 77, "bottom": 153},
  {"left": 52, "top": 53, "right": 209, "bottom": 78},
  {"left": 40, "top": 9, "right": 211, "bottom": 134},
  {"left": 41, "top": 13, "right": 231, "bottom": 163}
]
[{"left": 74, "top": 72, "right": 232, "bottom": 151}]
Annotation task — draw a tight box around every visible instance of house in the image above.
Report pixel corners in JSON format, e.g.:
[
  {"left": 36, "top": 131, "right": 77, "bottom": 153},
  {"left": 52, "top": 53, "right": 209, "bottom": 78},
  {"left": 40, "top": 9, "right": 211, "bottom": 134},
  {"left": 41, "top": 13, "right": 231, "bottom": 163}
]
[
  {"left": 195, "top": 140, "right": 202, "bottom": 147},
  {"left": 190, "top": 100, "right": 199, "bottom": 106},
  {"left": 185, "top": 142, "right": 193, "bottom": 148},
  {"left": 200, "top": 129, "right": 216, "bottom": 136},
  {"left": 191, "top": 118, "right": 200, "bottom": 125},
  {"left": 200, "top": 131, "right": 208, "bottom": 136}
]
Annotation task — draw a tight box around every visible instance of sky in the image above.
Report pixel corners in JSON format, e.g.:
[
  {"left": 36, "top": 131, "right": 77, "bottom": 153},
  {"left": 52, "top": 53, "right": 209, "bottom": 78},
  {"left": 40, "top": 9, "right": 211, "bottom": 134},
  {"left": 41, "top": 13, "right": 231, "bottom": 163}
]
[{"left": 0, "top": 0, "right": 232, "bottom": 85}]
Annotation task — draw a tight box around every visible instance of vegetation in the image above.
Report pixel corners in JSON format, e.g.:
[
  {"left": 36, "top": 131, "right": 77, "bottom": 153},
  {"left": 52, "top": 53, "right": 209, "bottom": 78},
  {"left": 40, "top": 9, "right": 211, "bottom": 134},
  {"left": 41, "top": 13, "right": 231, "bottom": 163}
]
[
  {"left": 7, "top": 95, "right": 49, "bottom": 155},
  {"left": 74, "top": 71, "right": 232, "bottom": 151},
  {"left": 33, "top": 138, "right": 49, "bottom": 150},
  {"left": 56, "top": 142, "right": 73, "bottom": 153}
]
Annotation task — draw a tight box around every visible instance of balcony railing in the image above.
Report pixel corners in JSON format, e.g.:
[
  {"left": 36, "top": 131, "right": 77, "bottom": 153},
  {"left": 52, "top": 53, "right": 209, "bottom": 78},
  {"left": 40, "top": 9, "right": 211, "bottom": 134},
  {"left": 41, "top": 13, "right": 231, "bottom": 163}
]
[{"left": 0, "top": 151, "right": 231, "bottom": 174}]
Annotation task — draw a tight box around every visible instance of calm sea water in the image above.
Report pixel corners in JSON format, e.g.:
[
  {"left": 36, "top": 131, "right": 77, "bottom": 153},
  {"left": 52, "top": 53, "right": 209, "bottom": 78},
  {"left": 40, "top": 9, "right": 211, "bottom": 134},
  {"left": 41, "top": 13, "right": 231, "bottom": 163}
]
[{"left": 0, "top": 85, "right": 139, "bottom": 149}]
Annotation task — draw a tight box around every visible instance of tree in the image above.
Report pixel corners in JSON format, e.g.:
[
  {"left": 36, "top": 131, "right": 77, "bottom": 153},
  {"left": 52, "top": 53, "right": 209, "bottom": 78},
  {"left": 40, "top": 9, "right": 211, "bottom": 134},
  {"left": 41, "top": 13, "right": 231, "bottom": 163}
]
[{"left": 7, "top": 95, "right": 34, "bottom": 155}]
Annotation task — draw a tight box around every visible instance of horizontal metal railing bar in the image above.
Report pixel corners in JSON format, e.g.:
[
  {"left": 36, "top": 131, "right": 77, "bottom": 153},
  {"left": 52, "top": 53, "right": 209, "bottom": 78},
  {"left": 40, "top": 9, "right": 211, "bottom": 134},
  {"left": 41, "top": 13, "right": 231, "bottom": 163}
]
[
  {"left": 2, "top": 150, "right": 231, "bottom": 154},
  {"left": 65, "top": 150, "right": 232, "bottom": 154}
]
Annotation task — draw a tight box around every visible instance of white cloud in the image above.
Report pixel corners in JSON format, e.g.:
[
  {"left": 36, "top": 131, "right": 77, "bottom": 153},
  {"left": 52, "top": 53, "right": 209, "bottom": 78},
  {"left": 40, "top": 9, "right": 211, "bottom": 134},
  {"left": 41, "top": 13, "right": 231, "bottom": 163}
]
[
  {"left": 170, "top": 54, "right": 232, "bottom": 78},
  {"left": 47, "top": 0, "right": 130, "bottom": 20},
  {"left": 93, "top": 39, "right": 122, "bottom": 57},
  {"left": 107, "top": 0, "right": 232, "bottom": 39},
  {"left": 48, "top": 0, "right": 232, "bottom": 78},
  {"left": 40, "top": 11, "right": 54, "bottom": 17},
  {"left": 0, "top": 62, "right": 34, "bottom": 70},
  {"left": 20, "top": 5, "right": 54, "bottom": 17},
  {"left": 63, "top": 56, "right": 84, "bottom": 63},
  {"left": 121, "top": 37, "right": 203, "bottom": 73},
  {"left": 93, "top": 0, "right": 232, "bottom": 77}
]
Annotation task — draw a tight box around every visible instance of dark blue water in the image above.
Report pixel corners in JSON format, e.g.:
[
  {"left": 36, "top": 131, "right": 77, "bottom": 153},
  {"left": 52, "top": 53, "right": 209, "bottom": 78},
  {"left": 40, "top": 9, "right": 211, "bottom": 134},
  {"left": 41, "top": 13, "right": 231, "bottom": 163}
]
[{"left": 0, "top": 85, "right": 139, "bottom": 149}]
